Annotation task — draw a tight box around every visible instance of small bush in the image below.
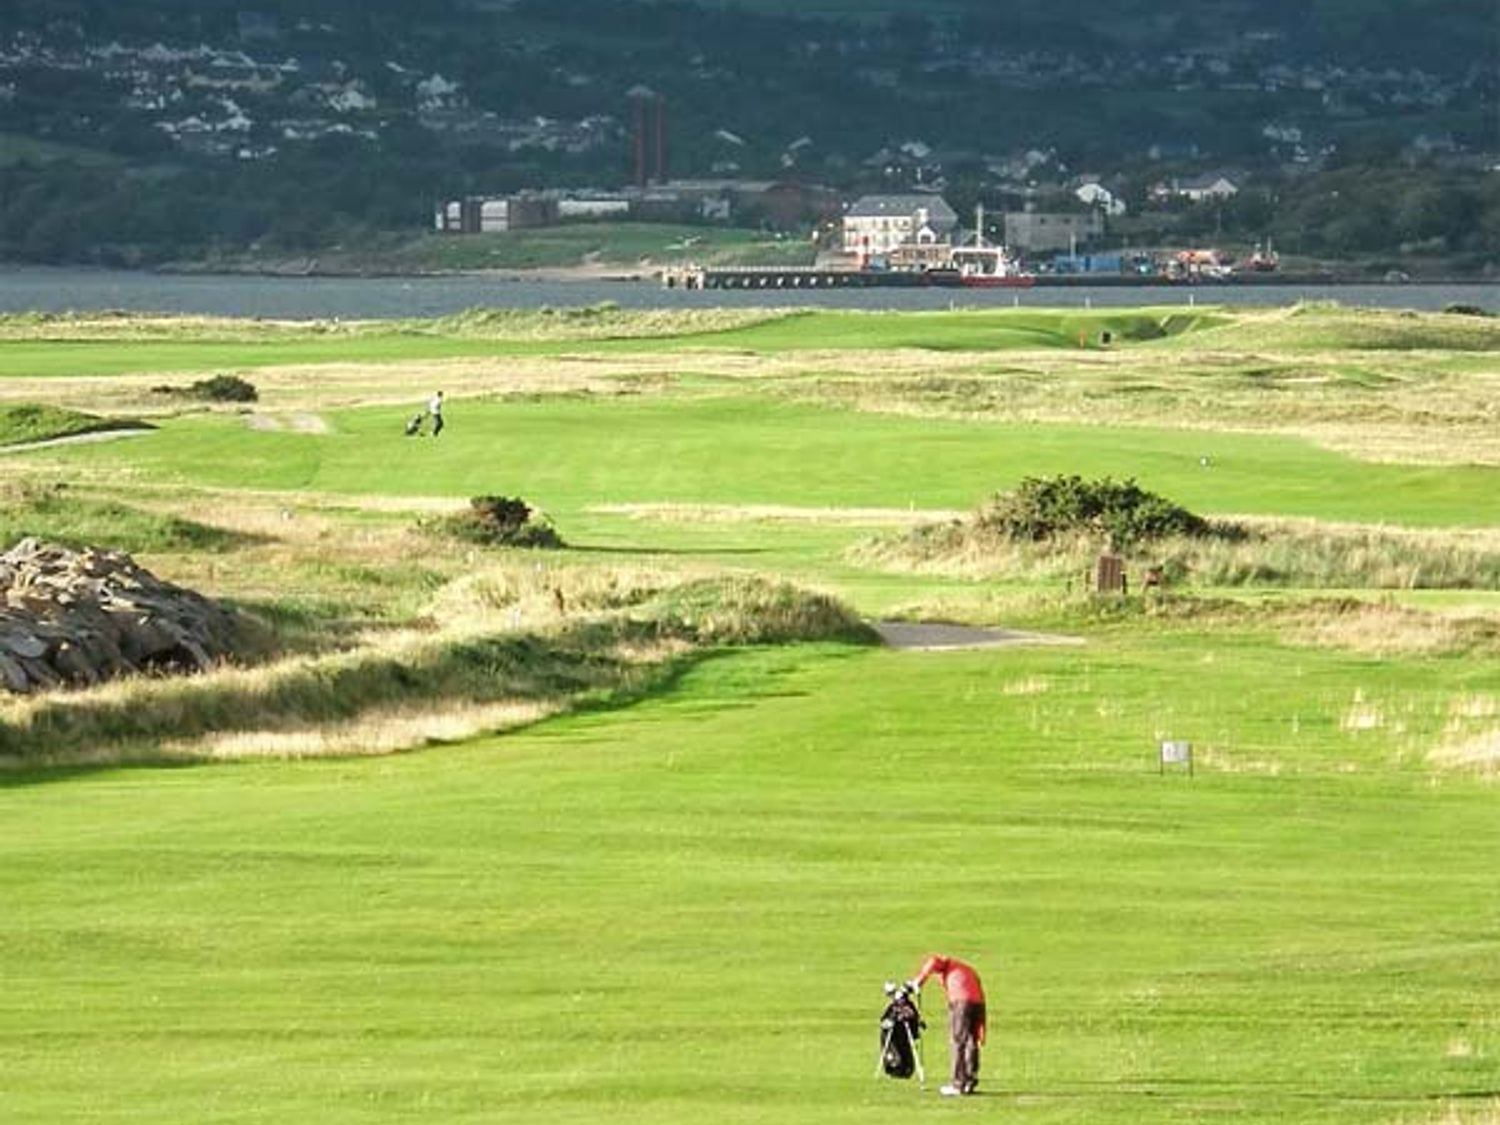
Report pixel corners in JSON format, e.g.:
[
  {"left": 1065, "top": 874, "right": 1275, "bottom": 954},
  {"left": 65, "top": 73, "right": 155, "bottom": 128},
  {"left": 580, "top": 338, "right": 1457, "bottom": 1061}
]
[
  {"left": 438, "top": 496, "right": 563, "bottom": 549},
  {"left": 152, "top": 374, "right": 258, "bottom": 402},
  {"left": 1444, "top": 304, "right": 1492, "bottom": 318},
  {"left": 978, "top": 475, "right": 1217, "bottom": 548}
]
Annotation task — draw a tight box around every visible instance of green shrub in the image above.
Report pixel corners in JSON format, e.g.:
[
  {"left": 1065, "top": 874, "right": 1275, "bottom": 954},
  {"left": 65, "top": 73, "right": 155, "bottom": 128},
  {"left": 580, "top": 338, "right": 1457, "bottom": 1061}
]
[
  {"left": 152, "top": 374, "right": 258, "bottom": 402},
  {"left": 978, "top": 475, "right": 1219, "bottom": 548},
  {"left": 437, "top": 496, "right": 563, "bottom": 549}
]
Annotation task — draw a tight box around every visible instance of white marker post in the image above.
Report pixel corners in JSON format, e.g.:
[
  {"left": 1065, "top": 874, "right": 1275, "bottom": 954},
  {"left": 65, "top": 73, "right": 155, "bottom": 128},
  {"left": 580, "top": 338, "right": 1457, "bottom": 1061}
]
[{"left": 1160, "top": 739, "right": 1194, "bottom": 777}]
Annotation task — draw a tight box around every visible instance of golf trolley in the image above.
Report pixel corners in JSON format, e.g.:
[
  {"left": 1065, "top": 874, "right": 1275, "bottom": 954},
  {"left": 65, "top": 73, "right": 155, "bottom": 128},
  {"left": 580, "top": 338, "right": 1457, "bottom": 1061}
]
[{"left": 875, "top": 980, "right": 926, "bottom": 1087}]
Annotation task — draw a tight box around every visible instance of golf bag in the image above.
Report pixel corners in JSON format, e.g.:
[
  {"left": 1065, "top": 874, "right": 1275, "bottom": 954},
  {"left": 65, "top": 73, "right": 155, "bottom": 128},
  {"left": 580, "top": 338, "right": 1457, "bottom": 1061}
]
[{"left": 876, "top": 981, "right": 925, "bottom": 1081}]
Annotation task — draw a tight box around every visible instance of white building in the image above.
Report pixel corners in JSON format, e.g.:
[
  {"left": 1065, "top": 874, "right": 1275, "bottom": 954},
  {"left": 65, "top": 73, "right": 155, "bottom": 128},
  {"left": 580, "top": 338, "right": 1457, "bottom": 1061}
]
[
  {"left": 1175, "top": 173, "right": 1241, "bottom": 202},
  {"left": 1075, "top": 180, "right": 1127, "bottom": 216},
  {"left": 841, "top": 194, "right": 958, "bottom": 257}
]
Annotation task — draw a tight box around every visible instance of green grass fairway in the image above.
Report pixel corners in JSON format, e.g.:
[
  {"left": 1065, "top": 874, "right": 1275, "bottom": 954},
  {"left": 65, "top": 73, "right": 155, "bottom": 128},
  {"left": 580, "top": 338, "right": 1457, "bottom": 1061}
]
[
  {"left": 4, "top": 638, "right": 1497, "bottom": 1124},
  {"left": 43, "top": 396, "right": 1500, "bottom": 528},
  {"left": 1, "top": 305, "right": 1497, "bottom": 1125}
]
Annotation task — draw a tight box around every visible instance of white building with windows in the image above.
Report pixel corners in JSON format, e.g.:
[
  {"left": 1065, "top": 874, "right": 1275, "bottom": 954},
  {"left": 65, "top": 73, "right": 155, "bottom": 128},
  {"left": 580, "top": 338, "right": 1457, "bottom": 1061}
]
[{"left": 841, "top": 194, "right": 958, "bottom": 258}]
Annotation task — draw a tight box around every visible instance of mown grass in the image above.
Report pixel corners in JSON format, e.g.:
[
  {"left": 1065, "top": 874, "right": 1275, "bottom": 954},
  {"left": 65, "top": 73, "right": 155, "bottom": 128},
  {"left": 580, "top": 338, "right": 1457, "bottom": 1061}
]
[
  {"left": 3, "top": 632, "right": 1497, "bottom": 1124},
  {"left": 37, "top": 395, "right": 1500, "bottom": 528}
]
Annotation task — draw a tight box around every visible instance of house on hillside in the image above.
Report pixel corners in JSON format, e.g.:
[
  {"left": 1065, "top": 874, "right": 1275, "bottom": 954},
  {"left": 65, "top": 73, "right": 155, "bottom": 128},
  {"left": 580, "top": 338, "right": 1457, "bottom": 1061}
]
[
  {"left": 1174, "top": 172, "right": 1241, "bottom": 202},
  {"left": 841, "top": 194, "right": 957, "bottom": 260},
  {"left": 1074, "top": 178, "right": 1126, "bottom": 216}
]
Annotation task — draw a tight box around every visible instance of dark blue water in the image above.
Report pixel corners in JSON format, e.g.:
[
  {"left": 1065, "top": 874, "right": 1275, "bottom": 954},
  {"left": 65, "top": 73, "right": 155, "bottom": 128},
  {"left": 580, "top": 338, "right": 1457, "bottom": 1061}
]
[{"left": 0, "top": 265, "right": 1492, "bottom": 319}]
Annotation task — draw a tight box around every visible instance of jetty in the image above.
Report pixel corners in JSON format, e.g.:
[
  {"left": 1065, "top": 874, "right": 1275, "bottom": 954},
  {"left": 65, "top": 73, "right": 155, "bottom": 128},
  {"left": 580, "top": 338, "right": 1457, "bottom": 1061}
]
[
  {"left": 662, "top": 264, "right": 1340, "bottom": 291},
  {"left": 662, "top": 265, "right": 929, "bottom": 290}
]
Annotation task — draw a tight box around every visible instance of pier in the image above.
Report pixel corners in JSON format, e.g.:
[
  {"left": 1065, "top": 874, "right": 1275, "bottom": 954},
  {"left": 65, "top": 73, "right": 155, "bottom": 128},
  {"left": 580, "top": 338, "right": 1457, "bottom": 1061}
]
[
  {"left": 662, "top": 265, "right": 927, "bottom": 290},
  {"left": 661, "top": 265, "right": 1344, "bottom": 291}
]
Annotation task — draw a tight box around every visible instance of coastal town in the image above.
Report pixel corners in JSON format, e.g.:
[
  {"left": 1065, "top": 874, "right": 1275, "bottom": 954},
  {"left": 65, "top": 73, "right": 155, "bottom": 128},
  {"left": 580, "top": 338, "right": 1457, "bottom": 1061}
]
[{"left": 1, "top": 5, "right": 1493, "bottom": 276}]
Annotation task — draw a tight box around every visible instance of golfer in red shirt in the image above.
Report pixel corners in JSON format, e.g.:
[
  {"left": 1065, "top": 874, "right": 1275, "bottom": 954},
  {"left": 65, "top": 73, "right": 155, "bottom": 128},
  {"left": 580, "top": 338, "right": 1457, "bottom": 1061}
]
[{"left": 911, "top": 954, "right": 986, "bottom": 1096}]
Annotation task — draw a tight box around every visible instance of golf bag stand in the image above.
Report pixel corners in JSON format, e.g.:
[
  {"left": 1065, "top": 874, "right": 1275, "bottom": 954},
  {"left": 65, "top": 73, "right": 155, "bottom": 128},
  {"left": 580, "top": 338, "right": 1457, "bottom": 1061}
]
[{"left": 875, "top": 981, "right": 926, "bottom": 1087}]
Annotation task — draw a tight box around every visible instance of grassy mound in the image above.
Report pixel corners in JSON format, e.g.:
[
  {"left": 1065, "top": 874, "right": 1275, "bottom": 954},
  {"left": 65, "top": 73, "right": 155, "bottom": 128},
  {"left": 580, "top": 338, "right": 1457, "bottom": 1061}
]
[
  {"left": 695, "top": 308, "right": 1224, "bottom": 353},
  {"left": 0, "top": 567, "right": 874, "bottom": 766},
  {"left": 0, "top": 403, "right": 150, "bottom": 446},
  {"left": 1164, "top": 302, "right": 1500, "bottom": 353},
  {"left": 0, "top": 482, "right": 248, "bottom": 554}
]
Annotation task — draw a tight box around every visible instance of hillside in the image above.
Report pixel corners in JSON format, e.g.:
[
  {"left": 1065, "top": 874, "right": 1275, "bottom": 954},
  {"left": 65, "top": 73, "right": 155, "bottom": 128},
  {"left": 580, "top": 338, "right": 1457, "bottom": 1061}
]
[{"left": 0, "top": 0, "right": 1495, "bottom": 269}]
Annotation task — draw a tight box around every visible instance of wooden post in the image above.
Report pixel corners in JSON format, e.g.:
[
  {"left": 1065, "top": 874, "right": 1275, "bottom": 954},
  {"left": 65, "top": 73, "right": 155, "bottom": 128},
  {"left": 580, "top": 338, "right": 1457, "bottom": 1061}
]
[{"left": 1095, "top": 553, "right": 1125, "bottom": 594}]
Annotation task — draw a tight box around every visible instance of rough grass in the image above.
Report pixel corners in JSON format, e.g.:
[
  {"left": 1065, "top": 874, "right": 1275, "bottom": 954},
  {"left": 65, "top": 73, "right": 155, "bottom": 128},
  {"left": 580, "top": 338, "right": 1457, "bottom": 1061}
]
[
  {"left": 1160, "top": 302, "right": 1500, "bottom": 353},
  {"left": 0, "top": 306, "right": 792, "bottom": 344},
  {"left": 0, "top": 480, "right": 249, "bottom": 553},
  {"left": 0, "top": 565, "right": 874, "bottom": 768},
  {"left": 786, "top": 347, "right": 1500, "bottom": 466},
  {"left": 317, "top": 223, "right": 813, "bottom": 272},
  {"left": 855, "top": 515, "right": 1500, "bottom": 592}
]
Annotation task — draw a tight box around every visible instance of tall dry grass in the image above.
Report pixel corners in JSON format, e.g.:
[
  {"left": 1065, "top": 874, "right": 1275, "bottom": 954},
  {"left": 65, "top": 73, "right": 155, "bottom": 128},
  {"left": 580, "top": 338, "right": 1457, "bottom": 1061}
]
[
  {"left": 0, "top": 307, "right": 793, "bottom": 343},
  {"left": 1410, "top": 1097, "right": 1500, "bottom": 1124},
  {"left": 0, "top": 562, "right": 873, "bottom": 768},
  {"left": 854, "top": 516, "right": 1500, "bottom": 592},
  {"left": 786, "top": 346, "right": 1500, "bottom": 466}
]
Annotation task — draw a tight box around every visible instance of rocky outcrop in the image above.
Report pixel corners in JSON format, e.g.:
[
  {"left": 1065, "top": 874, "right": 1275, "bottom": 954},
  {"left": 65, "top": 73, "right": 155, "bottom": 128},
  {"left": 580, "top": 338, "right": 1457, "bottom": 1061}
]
[{"left": 0, "top": 539, "right": 240, "bottom": 694}]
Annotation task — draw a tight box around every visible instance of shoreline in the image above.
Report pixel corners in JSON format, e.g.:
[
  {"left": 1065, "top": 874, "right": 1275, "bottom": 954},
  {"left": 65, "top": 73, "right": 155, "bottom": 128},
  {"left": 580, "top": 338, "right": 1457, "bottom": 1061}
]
[
  {"left": 146, "top": 259, "right": 1487, "bottom": 288},
  {"left": 156, "top": 259, "right": 658, "bottom": 283},
  {"left": 3, "top": 257, "right": 1490, "bottom": 288}
]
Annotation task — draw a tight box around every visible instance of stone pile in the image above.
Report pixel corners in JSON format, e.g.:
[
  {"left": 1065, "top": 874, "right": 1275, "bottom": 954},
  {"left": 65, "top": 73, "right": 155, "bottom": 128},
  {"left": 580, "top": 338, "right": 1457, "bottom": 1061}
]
[{"left": 0, "top": 538, "right": 240, "bottom": 694}]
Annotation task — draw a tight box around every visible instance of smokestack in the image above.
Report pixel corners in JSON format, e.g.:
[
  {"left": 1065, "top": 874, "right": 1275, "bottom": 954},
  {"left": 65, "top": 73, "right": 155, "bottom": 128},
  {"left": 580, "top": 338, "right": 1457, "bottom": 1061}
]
[
  {"left": 627, "top": 85, "right": 656, "bottom": 188},
  {"left": 655, "top": 94, "right": 667, "bottom": 184},
  {"left": 635, "top": 98, "right": 648, "bottom": 187}
]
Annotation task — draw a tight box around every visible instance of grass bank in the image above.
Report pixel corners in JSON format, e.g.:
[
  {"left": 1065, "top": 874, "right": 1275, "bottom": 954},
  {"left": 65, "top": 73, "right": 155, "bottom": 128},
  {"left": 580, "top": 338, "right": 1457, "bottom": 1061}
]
[{"left": 0, "top": 567, "right": 874, "bottom": 768}]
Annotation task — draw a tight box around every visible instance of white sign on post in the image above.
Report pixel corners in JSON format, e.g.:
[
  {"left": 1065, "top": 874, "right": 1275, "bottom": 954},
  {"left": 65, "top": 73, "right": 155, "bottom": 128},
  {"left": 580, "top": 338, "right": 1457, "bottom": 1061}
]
[{"left": 1160, "top": 739, "right": 1193, "bottom": 776}]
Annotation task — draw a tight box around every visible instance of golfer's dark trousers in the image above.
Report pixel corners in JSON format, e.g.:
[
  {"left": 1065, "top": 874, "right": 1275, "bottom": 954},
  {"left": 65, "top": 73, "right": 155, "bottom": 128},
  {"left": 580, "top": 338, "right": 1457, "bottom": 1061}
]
[{"left": 949, "top": 1000, "right": 985, "bottom": 1092}]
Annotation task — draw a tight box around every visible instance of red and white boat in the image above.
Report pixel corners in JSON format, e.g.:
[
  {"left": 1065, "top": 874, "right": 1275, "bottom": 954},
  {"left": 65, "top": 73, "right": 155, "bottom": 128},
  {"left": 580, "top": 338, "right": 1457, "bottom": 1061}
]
[
  {"left": 924, "top": 204, "right": 1035, "bottom": 288},
  {"left": 931, "top": 243, "right": 1036, "bottom": 288}
]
